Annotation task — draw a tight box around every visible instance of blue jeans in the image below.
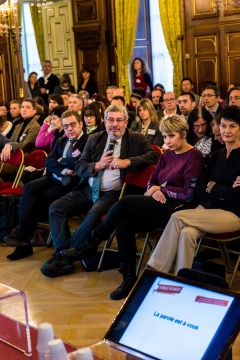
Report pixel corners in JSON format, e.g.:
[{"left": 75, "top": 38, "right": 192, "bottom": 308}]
[{"left": 49, "top": 185, "right": 120, "bottom": 251}]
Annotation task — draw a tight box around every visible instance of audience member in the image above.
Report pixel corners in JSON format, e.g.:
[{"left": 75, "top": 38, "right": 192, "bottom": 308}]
[
  {"left": 178, "top": 92, "right": 196, "bottom": 120},
  {"left": 84, "top": 115, "right": 203, "bottom": 299},
  {"left": 5, "top": 110, "right": 88, "bottom": 260},
  {"left": 9, "top": 100, "right": 22, "bottom": 124},
  {"left": 201, "top": 85, "right": 222, "bottom": 118},
  {"left": 40, "top": 104, "right": 159, "bottom": 277},
  {"left": 27, "top": 72, "right": 40, "bottom": 98},
  {"left": 160, "top": 92, "right": 180, "bottom": 119},
  {"left": 10, "top": 98, "right": 40, "bottom": 153},
  {"left": 151, "top": 88, "right": 164, "bottom": 110},
  {"left": 82, "top": 103, "right": 103, "bottom": 135},
  {"left": 77, "top": 67, "right": 98, "bottom": 97},
  {"left": 188, "top": 107, "right": 217, "bottom": 158},
  {"left": 54, "top": 73, "right": 75, "bottom": 95},
  {"left": 38, "top": 60, "right": 60, "bottom": 104},
  {"left": 35, "top": 105, "right": 65, "bottom": 152},
  {"left": 68, "top": 94, "right": 83, "bottom": 115},
  {"left": 61, "top": 92, "right": 70, "bottom": 108},
  {"left": 228, "top": 87, "right": 240, "bottom": 108},
  {"left": 130, "top": 98, "right": 163, "bottom": 146},
  {"left": 78, "top": 90, "right": 89, "bottom": 107},
  {"left": 0, "top": 115, "right": 14, "bottom": 138},
  {"left": 0, "top": 102, "right": 8, "bottom": 119},
  {"left": 181, "top": 77, "right": 200, "bottom": 106},
  {"left": 131, "top": 57, "right": 153, "bottom": 93},
  {"left": 106, "top": 85, "right": 118, "bottom": 106},
  {"left": 130, "top": 88, "right": 146, "bottom": 110},
  {"left": 148, "top": 106, "right": 240, "bottom": 275},
  {"left": 211, "top": 114, "right": 224, "bottom": 145}
]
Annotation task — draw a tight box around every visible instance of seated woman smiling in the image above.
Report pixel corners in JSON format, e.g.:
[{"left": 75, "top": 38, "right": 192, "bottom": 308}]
[{"left": 84, "top": 115, "right": 203, "bottom": 300}]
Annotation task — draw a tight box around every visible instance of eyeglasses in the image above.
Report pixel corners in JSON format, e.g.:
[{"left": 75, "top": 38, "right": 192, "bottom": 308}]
[
  {"left": 163, "top": 98, "right": 175, "bottom": 102},
  {"left": 63, "top": 122, "right": 78, "bottom": 130},
  {"left": 202, "top": 94, "right": 217, "bottom": 98},
  {"left": 106, "top": 117, "right": 125, "bottom": 124},
  {"left": 193, "top": 123, "right": 207, "bottom": 129},
  {"left": 229, "top": 96, "right": 240, "bottom": 101}
]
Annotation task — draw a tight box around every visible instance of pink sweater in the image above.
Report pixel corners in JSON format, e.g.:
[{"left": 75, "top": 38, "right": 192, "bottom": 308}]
[{"left": 35, "top": 122, "right": 55, "bottom": 151}]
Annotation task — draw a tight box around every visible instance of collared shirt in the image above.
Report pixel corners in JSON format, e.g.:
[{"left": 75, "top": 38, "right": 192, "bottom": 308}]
[
  {"left": 88, "top": 136, "right": 122, "bottom": 192},
  {"left": 44, "top": 72, "right": 52, "bottom": 85},
  {"left": 206, "top": 103, "right": 219, "bottom": 118}
]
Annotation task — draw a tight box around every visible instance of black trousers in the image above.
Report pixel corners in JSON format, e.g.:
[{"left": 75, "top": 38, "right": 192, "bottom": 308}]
[
  {"left": 98, "top": 195, "right": 176, "bottom": 266},
  {"left": 19, "top": 176, "right": 74, "bottom": 240}
]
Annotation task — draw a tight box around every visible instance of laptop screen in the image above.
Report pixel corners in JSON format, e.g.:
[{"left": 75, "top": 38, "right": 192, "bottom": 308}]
[{"left": 106, "top": 270, "right": 240, "bottom": 360}]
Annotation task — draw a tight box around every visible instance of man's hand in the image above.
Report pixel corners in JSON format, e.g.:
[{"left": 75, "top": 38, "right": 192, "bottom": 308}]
[
  {"left": 94, "top": 151, "right": 114, "bottom": 171},
  {"left": 64, "top": 169, "right": 75, "bottom": 176},
  {"left": 1, "top": 144, "right": 12, "bottom": 162},
  {"left": 110, "top": 158, "right": 131, "bottom": 169}
]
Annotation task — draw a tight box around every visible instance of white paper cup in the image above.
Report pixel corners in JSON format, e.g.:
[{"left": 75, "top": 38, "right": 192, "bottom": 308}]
[
  {"left": 75, "top": 347, "right": 93, "bottom": 360},
  {"left": 36, "top": 323, "right": 54, "bottom": 353},
  {"left": 48, "top": 339, "right": 68, "bottom": 360}
]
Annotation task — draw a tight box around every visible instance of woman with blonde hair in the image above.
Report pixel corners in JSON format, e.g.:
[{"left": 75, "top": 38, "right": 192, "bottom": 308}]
[
  {"left": 130, "top": 98, "right": 163, "bottom": 146},
  {"left": 66, "top": 115, "right": 203, "bottom": 300}
]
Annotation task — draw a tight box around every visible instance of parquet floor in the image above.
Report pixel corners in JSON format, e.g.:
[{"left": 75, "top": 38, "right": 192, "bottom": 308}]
[{"left": 0, "top": 244, "right": 239, "bottom": 359}]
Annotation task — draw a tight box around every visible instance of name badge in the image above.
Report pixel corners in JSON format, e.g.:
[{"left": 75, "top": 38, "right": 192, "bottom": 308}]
[
  {"left": 147, "top": 129, "right": 156, "bottom": 135},
  {"left": 136, "top": 79, "right": 141, "bottom": 83}
]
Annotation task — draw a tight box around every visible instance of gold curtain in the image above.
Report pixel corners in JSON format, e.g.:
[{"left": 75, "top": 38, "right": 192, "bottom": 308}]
[
  {"left": 115, "top": 0, "right": 139, "bottom": 101},
  {"left": 159, "top": 0, "right": 183, "bottom": 95},
  {"left": 30, "top": 6, "right": 46, "bottom": 63}
]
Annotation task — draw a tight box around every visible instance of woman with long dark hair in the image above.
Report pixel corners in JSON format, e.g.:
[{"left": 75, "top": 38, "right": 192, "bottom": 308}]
[
  {"left": 77, "top": 67, "right": 98, "bottom": 97},
  {"left": 82, "top": 103, "right": 104, "bottom": 135},
  {"left": 131, "top": 57, "right": 153, "bottom": 93}
]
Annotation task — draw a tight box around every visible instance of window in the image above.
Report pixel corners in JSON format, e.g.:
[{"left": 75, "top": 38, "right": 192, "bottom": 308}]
[
  {"left": 22, "top": 4, "right": 42, "bottom": 80},
  {"left": 149, "top": 0, "right": 173, "bottom": 91}
]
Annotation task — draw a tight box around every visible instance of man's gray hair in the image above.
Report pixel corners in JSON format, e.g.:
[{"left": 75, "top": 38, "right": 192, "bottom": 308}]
[{"left": 104, "top": 104, "right": 128, "bottom": 122}]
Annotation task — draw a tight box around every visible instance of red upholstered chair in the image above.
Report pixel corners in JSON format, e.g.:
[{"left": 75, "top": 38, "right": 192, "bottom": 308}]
[
  {"left": 97, "top": 164, "right": 156, "bottom": 275},
  {"left": 0, "top": 150, "right": 47, "bottom": 196},
  {"left": 195, "top": 230, "right": 240, "bottom": 288},
  {"left": 0, "top": 149, "right": 24, "bottom": 191},
  {"left": 151, "top": 144, "right": 162, "bottom": 154}
]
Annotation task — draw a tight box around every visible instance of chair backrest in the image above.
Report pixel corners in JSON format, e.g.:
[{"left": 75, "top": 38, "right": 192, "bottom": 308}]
[
  {"left": 0, "top": 148, "right": 24, "bottom": 169},
  {"left": 0, "top": 149, "right": 25, "bottom": 188},
  {"left": 24, "top": 150, "right": 47, "bottom": 170},
  {"left": 151, "top": 144, "right": 162, "bottom": 154},
  {"left": 119, "top": 164, "right": 155, "bottom": 198}
]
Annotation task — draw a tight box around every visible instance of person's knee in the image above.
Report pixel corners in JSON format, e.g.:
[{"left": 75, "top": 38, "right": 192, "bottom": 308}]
[
  {"left": 180, "top": 227, "right": 198, "bottom": 246},
  {"left": 49, "top": 200, "right": 63, "bottom": 217}
]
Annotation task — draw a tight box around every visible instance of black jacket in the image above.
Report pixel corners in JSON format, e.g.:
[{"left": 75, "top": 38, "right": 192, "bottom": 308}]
[
  {"left": 46, "top": 133, "right": 88, "bottom": 179},
  {"left": 197, "top": 147, "right": 240, "bottom": 216},
  {"left": 75, "top": 129, "right": 159, "bottom": 187}
]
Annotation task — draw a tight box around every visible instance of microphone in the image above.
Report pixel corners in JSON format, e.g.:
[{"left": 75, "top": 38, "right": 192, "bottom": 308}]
[{"left": 106, "top": 137, "right": 117, "bottom": 152}]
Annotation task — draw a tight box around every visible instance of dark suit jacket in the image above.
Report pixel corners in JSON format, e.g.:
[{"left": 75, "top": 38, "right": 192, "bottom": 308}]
[
  {"left": 130, "top": 120, "right": 164, "bottom": 147},
  {"left": 38, "top": 73, "right": 60, "bottom": 103},
  {"left": 46, "top": 133, "right": 88, "bottom": 180},
  {"left": 75, "top": 129, "right": 160, "bottom": 187}
]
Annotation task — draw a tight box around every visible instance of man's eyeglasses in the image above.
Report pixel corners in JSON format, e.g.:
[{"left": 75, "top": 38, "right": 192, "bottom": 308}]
[
  {"left": 202, "top": 94, "right": 217, "bottom": 98},
  {"left": 63, "top": 122, "right": 78, "bottom": 130},
  {"left": 106, "top": 118, "right": 125, "bottom": 124},
  {"left": 163, "top": 98, "right": 175, "bottom": 102}
]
